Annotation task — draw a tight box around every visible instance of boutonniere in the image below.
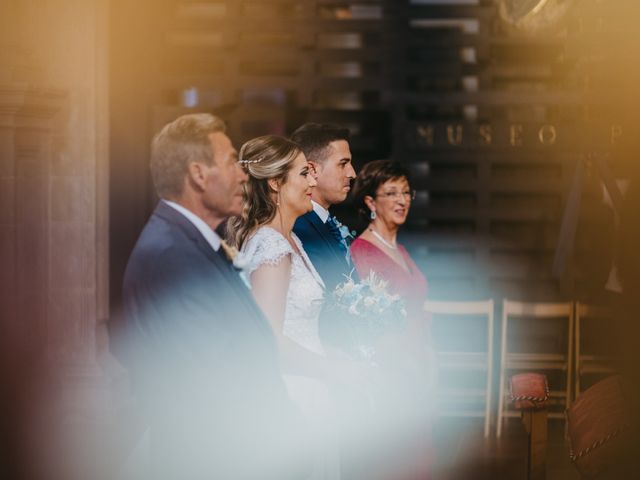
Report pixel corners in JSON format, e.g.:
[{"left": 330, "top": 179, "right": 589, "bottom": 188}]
[
  {"left": 332, "top": 217, "right": 356, "bottom": 246},
  {"left": 219, "top": 239, "right": 249, "bottom": 271}
]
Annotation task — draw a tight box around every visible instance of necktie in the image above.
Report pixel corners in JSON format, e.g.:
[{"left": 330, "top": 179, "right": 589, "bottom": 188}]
[{"left": 326, "top": 216, "right": 351, "bottom": 266}]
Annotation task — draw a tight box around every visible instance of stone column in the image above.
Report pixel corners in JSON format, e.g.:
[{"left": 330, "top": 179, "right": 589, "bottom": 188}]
[
  {"left": 0, "top": 85, "right": 68, "bottom": 359},
  {"left": 0, "top": 0, "right": 109, "bottom": 374},
  {"left": 0, "top": 2, "right": 110, "bottom": 478}
]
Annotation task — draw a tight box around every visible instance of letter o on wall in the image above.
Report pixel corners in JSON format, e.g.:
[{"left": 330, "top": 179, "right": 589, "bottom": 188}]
[{"left": 538, "top": 124, "right": 557, "bottom": 146}]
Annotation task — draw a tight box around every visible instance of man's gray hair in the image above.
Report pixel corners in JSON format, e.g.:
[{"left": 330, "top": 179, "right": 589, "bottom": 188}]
[{"left": 150, "top": 113, "right": 226, "bottom": 198}]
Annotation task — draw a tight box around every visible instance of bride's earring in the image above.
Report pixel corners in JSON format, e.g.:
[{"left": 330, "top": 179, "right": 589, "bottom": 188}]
[{"left": 370, "top": 210, "right": 376, "bottom": 220}]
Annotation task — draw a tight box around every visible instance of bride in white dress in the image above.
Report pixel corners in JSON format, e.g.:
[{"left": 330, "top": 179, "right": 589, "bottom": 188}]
[{"left": 228, "top": 135, "right": 360, "bottom": 479}]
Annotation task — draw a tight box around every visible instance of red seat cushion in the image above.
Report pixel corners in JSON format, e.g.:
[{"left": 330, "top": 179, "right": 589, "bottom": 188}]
[
  {"left": 509, "top": 373, "right": 549, "bottom": 410},
  {"left": 567, "top": 375, "right": 627, "bottom": 478}
]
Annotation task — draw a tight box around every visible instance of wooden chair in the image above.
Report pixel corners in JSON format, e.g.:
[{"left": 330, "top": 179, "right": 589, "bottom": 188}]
[
  {"left": 574, "top": 303, "right": 616, "bottom": 398},
  {"left": 510, "top": 373, "right": 550, "bottom": 480},
  {"left": 425, "top": 299, "right": 494, "bottom": 437},
  {"left": 497, "top": 300, "right": 574, "bottom": 437}
]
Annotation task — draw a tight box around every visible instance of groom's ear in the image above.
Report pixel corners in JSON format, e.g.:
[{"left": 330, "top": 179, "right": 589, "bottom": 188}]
[{"left": 308, "top": 160, "right": 321, "bottom": 178}]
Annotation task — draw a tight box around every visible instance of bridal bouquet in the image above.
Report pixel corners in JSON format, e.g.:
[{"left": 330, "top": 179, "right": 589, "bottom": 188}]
[{"left": 330, "top": 270, "right": 407, "bottom": 360}]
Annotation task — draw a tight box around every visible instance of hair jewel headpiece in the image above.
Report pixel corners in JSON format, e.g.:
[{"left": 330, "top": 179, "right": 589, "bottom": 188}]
[{"left": 239, "top": 156, "right": 264, "bottom": 165}]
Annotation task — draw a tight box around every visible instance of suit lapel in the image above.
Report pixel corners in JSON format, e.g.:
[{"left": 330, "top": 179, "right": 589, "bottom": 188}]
[
  {"left": 212, "top": 254, "right": 272, "bottom": 332},
  {"left": 303, "top": 211, "right": 346, "bottom": 264},
  {"left": 153, "top": 202, "right": 272, "bottom": 335},
  {"left": 154, "top": 202, "right": 219, "bottom": 263}
]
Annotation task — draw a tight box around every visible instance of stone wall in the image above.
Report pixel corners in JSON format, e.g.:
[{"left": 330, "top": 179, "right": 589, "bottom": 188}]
[
  {"left": 0, "top": 3, "right": 109, "bottom": 477},
  {"left": 0, "top": 0, "right": 109, "bottom": 372}
]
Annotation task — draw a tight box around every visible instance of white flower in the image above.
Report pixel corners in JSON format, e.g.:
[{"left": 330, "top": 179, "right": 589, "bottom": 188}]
[
  {"left": 342, "top": 280, "right": 355, "bottom": 294},
  {"left": 333, "top": 217, "right": 355, "bottom": 243},
  {"left": 334, "top": 286, "right": 344, "bottom": 298},
  {"left": 366, "top": 271, "right": 389, "bottom": 295},
  {"left": 348, "top": 304, "right": 359, "bottom": 316},
  {"left": 364, "top": 296, "right": 376, "bottom": 307}
]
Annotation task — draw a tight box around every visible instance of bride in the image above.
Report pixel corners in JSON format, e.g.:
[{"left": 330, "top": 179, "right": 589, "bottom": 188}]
[{"left": 228, "top": 135, "right": 360, "bottom": 479}]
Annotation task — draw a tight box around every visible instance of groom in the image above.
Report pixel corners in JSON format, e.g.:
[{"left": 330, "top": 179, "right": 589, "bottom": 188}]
[
  {"left": 120, "top": 113, "right": 307, "bottom": 480},
  {"left": 291, "top": 123, "right": 357, "bottom": 346},
  {"left": 292, "top": 124, "right": 371, "bottom": 480}
]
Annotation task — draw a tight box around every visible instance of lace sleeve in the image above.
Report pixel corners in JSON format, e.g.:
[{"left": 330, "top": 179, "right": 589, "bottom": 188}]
[{"left": 241, "top": 227, "right": 293, "bottom": 278}]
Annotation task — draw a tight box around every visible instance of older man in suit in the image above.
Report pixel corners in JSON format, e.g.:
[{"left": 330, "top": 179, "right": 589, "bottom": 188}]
[{"left": 121, "top": 114, "right": 307, "bottom": 480}]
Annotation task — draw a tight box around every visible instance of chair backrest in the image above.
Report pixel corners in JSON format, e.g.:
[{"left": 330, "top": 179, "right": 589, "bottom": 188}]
[
  {"left": 501, "top": 300, "right": 574, "bottom": 356},
  {"left": 425, "top": 299, "right": 494, "bottom": 354},
  {"left": 574, "top": 302, "right": 617, "bottom": 396},
  {"left": 424, "top": 299, "right": 494, "bottom": 316},
  {"left": 575, "top": 303, "right": 614, "bottom": 356},
  {"left": 503, "top": 300, "right": 573, "bottom": 318},
  {"left": 497, "top": 299, "right": 575, "bottom": 437},
  {"left": 575, "top": 303, "right": 609, "bottom": 319},
  {"left": 424, "top": 299, "right": 495, "bottom": 437}
]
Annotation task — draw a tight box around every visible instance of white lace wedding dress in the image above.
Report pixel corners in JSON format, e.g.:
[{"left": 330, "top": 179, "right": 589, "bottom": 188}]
[{"left": 241, "top": 226, "right": 339, "bottom": 480}]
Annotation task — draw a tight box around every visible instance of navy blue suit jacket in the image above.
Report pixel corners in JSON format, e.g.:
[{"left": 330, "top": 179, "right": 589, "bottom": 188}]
[
  {"left": 293, "top": 210, "right": 357, "bottom": 347},
  {"left": 121, "top": 202, "right": 307, "bottom": 479},
  {"left": 293, "top": 210, "right": 353, "bottom": 292}
]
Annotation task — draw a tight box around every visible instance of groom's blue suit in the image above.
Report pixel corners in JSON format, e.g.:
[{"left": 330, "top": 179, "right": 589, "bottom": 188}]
[
  {"left": 294, "top": 210, "right": 357, "bottom": 348},
  {"left": 121, "top": 201, "right": 307, "bottom": 479},
  {"left": 293, "top": 211, "right": 353, "bottom": 292}
]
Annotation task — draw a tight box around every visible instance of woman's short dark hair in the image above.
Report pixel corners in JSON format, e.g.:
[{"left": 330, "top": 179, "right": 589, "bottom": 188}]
[{"left": 351, "top": 159, "right": 411, "bottom": 220}]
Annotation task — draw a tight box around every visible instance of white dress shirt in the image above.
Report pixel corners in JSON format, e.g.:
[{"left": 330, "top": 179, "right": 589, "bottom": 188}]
[
  {"left": 163, "top": 199, "right": 221, "bottom": 252},
  {"left": 311, "top": 200, "right": 330, "bottom": 223}
]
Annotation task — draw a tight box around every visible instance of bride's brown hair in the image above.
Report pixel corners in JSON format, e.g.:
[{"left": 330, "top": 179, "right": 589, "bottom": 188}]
[{"left": 227, "top": 135, "right": 302, "bottom": 248}]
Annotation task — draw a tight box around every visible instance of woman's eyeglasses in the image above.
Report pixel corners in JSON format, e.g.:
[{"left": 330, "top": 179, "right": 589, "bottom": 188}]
[{"left": 376, "top": 190, "right": 416, "bottom": 201}]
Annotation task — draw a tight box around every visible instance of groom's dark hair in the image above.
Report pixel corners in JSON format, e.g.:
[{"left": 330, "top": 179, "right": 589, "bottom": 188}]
[{"left": 290, "top": 123, "right": 350, "bottom": 164}]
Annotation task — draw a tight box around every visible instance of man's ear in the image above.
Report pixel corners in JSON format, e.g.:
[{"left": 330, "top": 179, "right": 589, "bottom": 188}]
[
  {"left": 187, "top": 162, "right": 207, "bottom": 191},
  {"left": 308, "top": 160, "right": 321, "bottom": 178}
]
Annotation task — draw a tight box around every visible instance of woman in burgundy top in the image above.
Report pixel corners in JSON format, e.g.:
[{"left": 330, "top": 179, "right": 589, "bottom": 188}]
[
  {"left": 350, "top": 160, "right": 429, "bottom": 344},
  {"left": 350, "top": 159, "right": 432, "bottom": 480}
]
